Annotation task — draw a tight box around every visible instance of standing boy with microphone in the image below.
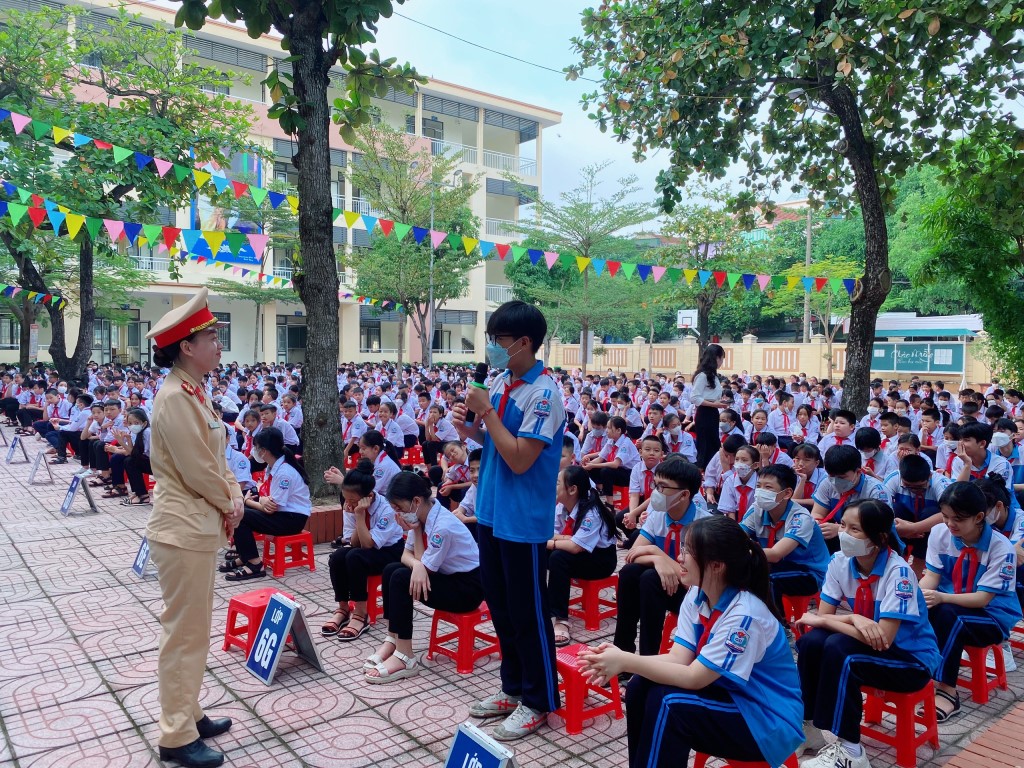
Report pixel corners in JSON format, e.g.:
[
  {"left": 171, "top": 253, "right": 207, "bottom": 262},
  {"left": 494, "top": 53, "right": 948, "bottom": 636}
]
[{"left": 452, "top": 301, "right": 566, "bottom": 740}]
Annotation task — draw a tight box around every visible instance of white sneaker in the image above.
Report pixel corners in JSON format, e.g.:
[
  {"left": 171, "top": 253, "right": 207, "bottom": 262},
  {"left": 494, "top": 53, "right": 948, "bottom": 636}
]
[
  {"left": 468, "top": 691, "right": 521, "bottom": 719},
  {"left": 992, "top": 643, "right": 1017, "bottom": 673},
  {"left": 801, "top": 742, "right": 872, "bottom": 768},
  {"left": 798, "top": 722, "right": 827, "bottom": 755},
  {"left": 491, "top": 701, "right": 548, "bottom": 741}
]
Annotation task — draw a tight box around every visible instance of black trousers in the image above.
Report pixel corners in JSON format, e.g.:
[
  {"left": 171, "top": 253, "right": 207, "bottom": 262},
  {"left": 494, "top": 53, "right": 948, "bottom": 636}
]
[
  {"left": 769, "top": 562, "right": 820, "bottom": 615},
  {"left": 598, "top": 466, "right": 631, "bottom": 497},
  {"left": 328, "top": 540, "right": 404, "bottom": 603},
  {"left": 110, "top": 454, "right": 128, "bottom": 486},
  {"left": 548, "top": 545, "right": 617, "bottom": 620},
  {"left": 694, "top": 404, "right": 720, "bottom": 470},
  {"left": 929, "top": 602, "right": 1006, "bottom": 685},
  {"left": 422, "top": 440, "right": 444, "bottom": 467},
  {"left": 614, "top": 562, "right": 686, "bottom": 655},
  {"left": 91, "top": 441, "right": 111, "bottom": 471},
  {"left": 17, "top": 408, "right": 43, "bottom": 427},
  {"left": 382, "top": 561, "right": 483, "bottom": 640},
  {"left": 0, "top": 397, "right": 18, "bottom": 420},
  {"left": 478, "top": 524, "right": 560, "bottom": 713},
  {"left": 32, "top": 420, "right": 55, "bottom": 438},
  {"left": 125, "top": 453, "right": 152, "bottom": 497},
  {"left": 797, "top": 628, "right": 932, "bottom": 742},
  {"left": 232, "top": 510, "right": 308, "bottom": 563},
  {"left": 46, "top": 430, "right": 80, "bottom": 460},
  {"left": 626, "top": 677, "right": 763, "bottom": 768},
  {"left": 79, "top": 438, "right": 98, "bottom": 468}
]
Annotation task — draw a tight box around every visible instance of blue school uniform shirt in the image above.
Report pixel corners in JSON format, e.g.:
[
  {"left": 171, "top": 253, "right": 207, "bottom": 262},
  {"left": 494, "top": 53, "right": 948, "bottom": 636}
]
[
  {"left": 740, "top": 500, "right": 829, "bottom": 585},
  {"left": 820, "top": 548, "right": 940, "bottom": 676},
  {"left": 672, "top": 588, "right": 803, "bottom": 768},
  {"left": 638, "top": 497, "right": 710, "bottom": 558},
  {"left": 811, "top": 472, "right": 891, "bottom": 524},
  {"left": 925, "top": 522, "right": 1022, "bottom": 635},
  {"left": 884, "top": 472, "right": 949, "bottom": 524},
  {"left": 476, "top": 361, "right": 565, "bottom": 544}
]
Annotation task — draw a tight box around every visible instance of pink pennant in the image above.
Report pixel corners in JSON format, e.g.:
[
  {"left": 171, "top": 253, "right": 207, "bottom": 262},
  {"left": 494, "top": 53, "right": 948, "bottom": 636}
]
[
  {"left": 103, "top": 218, "right": 124, "bottom": 243},
  {"left": 247, "top": 233, "right": 270, "bottom": 254},
  {"left": 544, "top": 251, "right": 559, "bottom": 269},
  {"left": 153, "top": 158, "right": 173, "bottom": 177},
  {"left": 10, "top": 288, "right": 21, "bottom": 297},
  {"left": 757, "top": 274, "right": 771, "bottom": 290},
  {"left": 652, "top": 266, "right": 667, "bottom": 283},
  {"left": 9, "top": 113, "right": 31, "bottom": 135},
  {"left": 232, "top": 267, "right": 241, "bottom": 275},
  {"left": 429, "top": 230, "right": 447, "bottom": 249},
  {"left": 157, "top": 243, "right": 168, "bottom": 254}
]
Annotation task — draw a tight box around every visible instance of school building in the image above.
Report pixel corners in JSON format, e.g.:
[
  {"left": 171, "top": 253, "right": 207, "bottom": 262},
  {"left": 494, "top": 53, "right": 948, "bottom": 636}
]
[{"left": 1, "top": 0, "right": 560, "bottom": 365}]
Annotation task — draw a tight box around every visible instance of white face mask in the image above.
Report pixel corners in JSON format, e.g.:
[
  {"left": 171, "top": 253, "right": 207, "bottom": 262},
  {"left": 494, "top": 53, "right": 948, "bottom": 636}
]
[
  {"left": 57, "top": 386, "right": 67, "bottom": 394},
  {"left": 986, "top": 505, "right": 1004, "bottom": 525},
  {"left": 943, "top": 439, "right": 958, "bottom": 450},
  {"left": 839, "top": 531, "right": 876, "bottom": 558},
  {"left": 860, "top": 449, "right": 877, "bottom": 461},
  {"left": 719, "top": 422, "right": 731, "bottom": 433},
  {"left": 866, "top": 406, "right": 880, "bottom": 416},
  {"left": 252, "top": 449, "right": 266, "bottom": 464},
  {"left": 754, "top": 488, "right": 779, "bottom": 509},
  {"left": 129, "top": 424, "right": 144, "bottom": 435},
  {"left": 649, "top": 488, "right": 684, "bottom": 514},
  {"left": 401, "top": 511, "right": 420, "bottom": 525},
  {"left": 669, "top": 426, "right": 681, "bottom": 436},
  {"left": 991, "top": 432, "right": 1012, "bottom": 449},
  {"left": 733, "top": 462, "right": 752, "bottom": 478}
]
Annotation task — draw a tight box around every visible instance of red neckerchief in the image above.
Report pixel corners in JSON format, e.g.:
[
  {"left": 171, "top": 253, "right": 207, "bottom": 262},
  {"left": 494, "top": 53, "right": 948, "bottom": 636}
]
[
  {"left": 751, "top": 430, "right": 761, "bottom": 444},
  {"left": 854, "top": 574, "right": 881, "bottom": 618},
  {"left": 664, "top": 521, "right": 684, "bottom": 558},
  {"left": 258, "top": 466, "right": 272, "bottom": 497},
  {"left": 561, "top": 514, "right": 575, "bottom": 536},
  {"left": 805, "top": 479, "right": 815, "bottom": 499},
  {"left": 766, "top": 516, "right": 786, "bottom": 547},
  {"left": 864, "top": 456, "right": 876, "bottom": 474},
  {"left": 243, "top": 433, "right": 253, "bottom": 456},
  {"left": 881, "top": 437, "right": 890, "bottom": 450},
  {"left": 606, "top": 443, "right": 619, "bottom": 462},
  {"left": 737, "top": 484, "right": 752, "bottom": 518},
  {"left": 819, "top": 474, "right": 861, "bottom": 524},
  {"left": 643, "top": 469, "right": 654, "bottom": 498},
  {"left": 945, "top": 453, "right": 955, "bottom": 475},
  {"left": 593, "top": 435, "right": 604, "bottom": 452},
  {"left": 969, "top": 454, "right": 991, "bottom": 480},
  {"left": 923, "top": 430, "right": 933, "bottom": 447},
  {"left": 834, "top": 435, "right": 845, "bottom": 446},
  {"left": 782, "top": 412, "right": 790, "bottom": 430},
  {"left": 952, "top": 546, "right": 979, "bottom": 594},
  {"left": 696, "top": 608, "right": 724, "bottom": 654},
  {"left": 498, "top": 378, "right": 527, "bottom": 419},
  {"left": 911, "top": 489, "right": 925, "bottom": 520},
  {"left": 343, "top": 419, "right": 353, "bottom": 440}
]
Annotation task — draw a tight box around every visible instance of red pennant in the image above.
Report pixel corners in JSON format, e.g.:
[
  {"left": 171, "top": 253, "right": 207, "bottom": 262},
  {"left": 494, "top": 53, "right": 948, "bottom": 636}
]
[
  {"left": 162, "top": 227, "right": 181, "bottom": 249},
  {"left": 27, "top": 208, "right": 46, "bottom": 227},
  {"left": 43, "top": 294, "right": 52, "bottom": 303},
  {"left": 378, "top": 218, "right": 394, "bottom": 236},
  {"left": 607, "top": 260, "right": 621, "bottom": 277},
  {"left": 714, "top": 271, "right": 727, "bottom": 287},
  {"left": 30, "top": 194, "right": 43, "bottom": 207},
  {"left": 93, "top": 140, "right": 113, "bottom": 150},
  {"left": 815, "top": 277, "right": 828, "bottom": 292},
  {"left": 495, "top": 243, "right": 511, "bottom": 260},
  {"left": 197, "top": 256, "right": 206, "bottom": 264},
  {"left": 231, "top": 180, "right": 249, "bottom": 199}
]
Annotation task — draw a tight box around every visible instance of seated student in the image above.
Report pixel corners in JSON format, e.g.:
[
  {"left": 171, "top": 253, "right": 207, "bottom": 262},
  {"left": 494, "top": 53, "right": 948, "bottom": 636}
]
[
  {"left": 742, "top": 465, "right": 829, "bottom": 613},
  {"left": 614, "top": 457, "right": 709, "bottom": 657},
  {"left": 368, "top": 471, "right": 483, "bottom": 683},
  {"left": 703, "top": 434, "right": 746, "bottom": 507},
  {"left": 797, "top": 500, "right": 940, "bottom": 768},
  {"left": 32, "top": 388, "right": 70, "bottom": 439},
  {"left": 935, "top": 422, "right": 961, "bottom": 477},
  {"left": 0, "top": 372, "right": 22, "bottom": 425},
  {"left": 990, "top": 418, "right": 1024, "bottom": 497},
  {"left": 224, "top": 427, "right": 255, "bottom": 494},
  {"left": 15, "top": 380, "right": 46, "bottom": 434},
  {"left": 103, "top": 407, "right": 152, "bottom": 504},
  {"left": 430, "top": 440, "right": 472, "bottom": 511},
  {"left": 766, "top": 391, "right": 798, "bottom": 451},
  {"left": 895, "top": 432, "right": 934, "bottom": 470},
  {"left": 321, "top": 459, "right": 405, "bottom": 641},
  {"left": 886, "top": 455, "right": 950, "bottom": 577},
  {"left": 221, "top": 427, "right": 312, "bottom": 582},
  {"left": 451, "top": 448, "right": 482, "bottom": 538},
  {"left": 718, "top": 408, "right": 745, "bottom": 443},
  {"left": 582, "top": 415, "right": 640, "bottom": 502},
  {"left": 340, "top": 399, "right": 369, "bottom": 459},
  {"left": 855, "top": 427, "right": 898, "bottom": 482},
  {"left": 817, "top": 409, "right": 858, "bottom": 456},
  {"left": 811, "top": 445, "right": 892, "bottom": 553},
  {"left": 917, "top": 408, "right": 943, "bottom": 460},
  {"left": 548, "top": 465, "right": 619, "bottom": 647},
  {"left": 616, "top": 392, "right": 645, "bottom": 440},
  {"left": 325, "top": 429, "right": 404, "bottom": 551},
  {"left": 392, "top": 402, "right": 421, "bottom": 449},
  {"left": 623, "top": 435, "right": 666, "bottom": 545},
  {"left": 951, "top": 421, "right": 1015, "bottom": 500},
  {"left": 87, "top": 399, "right": 125, "bottom": 488},
  {"left": 858, "top": 398, "right": 886, "bottom": 432},
  {"left": 375, "top": 401, "right": 408, "bottom": 450},
  {"left": 717, "top": 445, "right": 760, "bottom": 521},
  {"left": 753, "top": 431, "right": 794, "bottom": 469},
  {"left": 280, "top": 393, "right": 303, "bottom": 431},
  {"left": 744, "top": 408, "right": 770, "bottom": 445},
  {"left": 581, "top": 410, "right": 610, "bottom": 456},
  {"left": 919, "top": 482, "right": 1023, "bottom": 721},
  {"left": 791, "top": 443, "right": 828, "bottom": 510},
  {"left": 422, "top": 403, "right": 458, "bottom": 467},
  {"left": 640, "top": 402, "right": 666, "bottom": 440},
  {"left": 791, "top": 404, "right": 821, "bottom": 446},
  {"left": 975, "top": 476, "right": 1024, "bottom": 651},
  {"left": 257, "top": 403, "right": 301, "bottom": 451},
  {"left": 579, "top": 515, "right": 804, "bottom": 768},
  {"left": 46, "top": 393, "right": 93, "bottom": 464},
  {"left": 878, "top": 411, "right": 900, "bottom": 454},
  {"left": 77, "top": 402, "right": 106, "bottom": 471},
  {"left": 661, "top": 412, "right": 697, "bottom": 462}
]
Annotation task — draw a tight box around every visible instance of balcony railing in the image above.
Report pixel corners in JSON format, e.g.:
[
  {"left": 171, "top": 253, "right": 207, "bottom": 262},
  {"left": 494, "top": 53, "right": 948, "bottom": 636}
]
[
  {"left": 351, "top": 198, "right": 385, "bottom": 217},
  {"left": 134, "top": 255, "right": 171, "bottom": 272},
  {"left": 486, "top": 284, "right": 515, "bottom": 304},
  {"left": 483, "top": 150, "right": 537, "bottom": 176},
  {"left": 273, "top": 265, "right": 293, "bottom": 279},
  {"left": 430, "top": 139, "right": 478, "bottom": 165},
  {"left": 485, "top": 218, "right": 517, "bottom": 238}
]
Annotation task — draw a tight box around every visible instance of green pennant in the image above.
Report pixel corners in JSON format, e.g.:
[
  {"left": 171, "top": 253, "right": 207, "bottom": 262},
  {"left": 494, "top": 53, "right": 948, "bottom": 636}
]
[
  {"left": 142, "top": 224, "right": 162, "bottom": 245},
  {"left": 112, "top": 146, "right": 133, "bottom": 164},
  {"left": 771, "top": 275, "right": 786, "bottom": 288},
  {"left": 446, "top": 232, "right": 461, "bottom": 251},
  {"left": 250, "top": 187, "right": 269, "bottom": 207},
  {"left": 727, "top": 272, "right": 741, "bottom": 288},
  {"left": 393, "top": 222, "right": 411, "bottom": 241},
  {"left": 332, "top": 207, "right": 342, "bottom": 224},
  {"left": 621, "top": 262, "right": 637, "bottom": 279},
  {"left": 173, "top": 164, "right": 191, "bottom": 183},
  {"left": 7, "top": 203, "right": 28, "bottom": 226},
  {"left": 829, "top": 277, "right": 843, "bottom": 292},
  {"left": 558, "top": 253, "right": 574, "bottom": 267},
  {"left": 225, "top": 232, "right": 247, "bottom": 255},
  {"left": 666, "top": 267, "right": 682, "bottom": 282},
  {"left": 85, "top": 217, "right": 103, "bottom": 241},
  {"left": 511, "top": 246, "right": 527, "bottom": 263},
  {"left": 16, "top": 188, "right": 30, "bottom": 204},
  {"left": 31, "top": 121, "right": 52, "bottom": 141}
]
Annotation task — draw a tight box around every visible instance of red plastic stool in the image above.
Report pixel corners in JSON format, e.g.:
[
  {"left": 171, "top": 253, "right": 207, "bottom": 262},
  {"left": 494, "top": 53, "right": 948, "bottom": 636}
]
[
  {"left": 143, "top": 474, "right": 156, "bottom": 492},
  {"left": 222, "top": 587, "right": 294, "bottom": 655},
  {"left": 611, "top": 486, "right": 630, "bottom": 511},
  {"left": 350, "top": 573, "right": 383, "bottom": 625},
  {"left": 261, "top": 531, "right": 316, "bottom": 578},
  {"left": 1010, "top": 622, "right": 1024, "bottom": 653},
  {"left": 552, "top": 642, "right": 622, "bottom": 734},
  {"left": 958, "top": 644, "right": 1007, "bottom": 703},
  {"left": 693, "top": 754, "right": 798, "bottom": 768},
  {"left": 343, "top": 453, "right": 359, "bottom": 470},
  {"left": 251, "top": 469, "right": 265, "bottom": 484},
  {"left": 659, "top": 612, "right": 678, "bottom": 654},
  {"left": 568, "top": 574, "right": 618, "bottom": 631},
  {"left": 400, "top": 444, "right": 423, "bottom": 467},
  {"left": 781, "top": 594, "right": 814, "bottom": 637},
  {"left": 861, "top": 682, "right": 939, "bottom": 768},
  {"left": 427, "top": 603, "right": 501, "bottom": 673}
]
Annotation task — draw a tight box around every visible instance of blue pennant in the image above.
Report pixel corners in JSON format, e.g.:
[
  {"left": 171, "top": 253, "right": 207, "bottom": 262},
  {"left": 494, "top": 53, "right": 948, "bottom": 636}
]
[{"left": 134, "top": 152, "right": 153, "bottom": 170}]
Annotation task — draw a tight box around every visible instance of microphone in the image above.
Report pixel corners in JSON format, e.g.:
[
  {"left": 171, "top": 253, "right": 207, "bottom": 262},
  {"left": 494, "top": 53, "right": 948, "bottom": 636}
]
[{"left": 465, "top": 362, "right": 489, "bottom": 425}]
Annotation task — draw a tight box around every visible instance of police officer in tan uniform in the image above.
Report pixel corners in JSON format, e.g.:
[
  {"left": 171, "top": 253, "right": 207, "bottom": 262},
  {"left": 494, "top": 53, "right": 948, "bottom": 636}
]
[{"left": 146, "top": 289, "right": 244, "bottom": 768}]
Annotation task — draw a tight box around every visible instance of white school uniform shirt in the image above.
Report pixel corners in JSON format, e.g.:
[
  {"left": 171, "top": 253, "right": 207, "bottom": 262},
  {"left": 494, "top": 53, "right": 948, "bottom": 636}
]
[
  {"left": 562, "top": 394, "right": 582, "bottom": 420},
  {"left": 718, "top": 469, "right": 758, "bottom": 517},
  {"left": 862, "top": 450, "right": 898, "bottom": 480},
  {"left": 565, "top": 429, "right": 582, "bottom": 462},
  {"left": 816, "top": 432, "right": 854, "bottom": 457},
  {"left": 766, "top": 408, "right": 795, "bottom": 438},
  {"left": 555, "top": 501, "right": 615, "bottom": 552},
  {"left": 858, "top": 414, "right": 883, "bottom": 432},
  {"left": 378, "top": 418, "right": 405, "bottom": 448},
  {"left": 459, "top": 483, "right": 478, "bottom": 517},
  {"left": 344, "top": 492, "right": 403, "bottom": 548},
  {"left": 132, "top": 426, "right": 153, "bottom": 457},
  {"left": 598, "top": 434, "right": 640, "bottom": 470},
  {"left": 225, "top": 444, "right": 255, "bottom": 491},
  {"left": 395, "top": 413, "right": 419, "bottom": 437},
  {"left": 665, "top": 429, "right": 697, "bottom": 462},
  {"left": 44, "top": 399, "right": 72, "bottom": 421},
  {"left": 263, "top": 456, "right": 312, "bottom": 516},
  {"left": 581, "top": 429, "right": 609, "bottom": 456},
  {"left": 620, "top": 406, "right": 643, "bottom": 428},
  {"left": 371, "top": 451, "right": 401, "bottom": 497},
  {"left": 405, "top": 501, "right": 480, "bottom": 575},
  {"left": 628, "top": 462, "right": 659, "bottom": 499},
  {"left": 428, "top": 417, "right": 459, "bottom": 443},
  {"left": 341, "top": 414, "right": 368, "bottom": 443},
  {"left": 703, "top": 451, "right": 726, "bottom": 490},
  {"left": 950, "top": 452, "right": 1014, "bottom": 496},
  {"left": 60, "top": 407, "right": 91, "bottom": 433},
  {"left": 281, "top": 404, "right": 303, "bottom": 429}
]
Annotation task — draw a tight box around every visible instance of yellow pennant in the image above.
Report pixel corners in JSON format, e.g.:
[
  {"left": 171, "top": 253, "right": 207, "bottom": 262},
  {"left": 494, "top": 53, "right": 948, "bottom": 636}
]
[
  {"left": 287, "top": 195, "right": 299, "bottom": 214},
  {"left": 204, "top": 231, "right": 226, "bottom": 256},
  {"left": 683, "top": 269, "right": 698, "bottom": 284},
  {"left": 576, "top": 256, "right": 591, "bottom": 273},
  {"left": 52, "top": 126, "right": 72, "bottom": 145},
  {"left": 462, "top": 236, "right": 479, "bottom": 255},
  {"left": 343, "top": 211, "right": 361, "bottom": 228},
  {"left": 787, "top": 276, "right": 801, "bottom": 289},
  {"left": 193, "top": 170, "right": 212, "bottom": 189},
  {"left": 65, "top": 214, "right": 85, "bottom": 239}
]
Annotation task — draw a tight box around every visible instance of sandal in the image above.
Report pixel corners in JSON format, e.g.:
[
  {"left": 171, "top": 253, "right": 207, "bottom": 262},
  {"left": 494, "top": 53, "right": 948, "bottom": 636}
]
[
  {"left": 88, "top": 477, "right": 111, "bottom": 487},
  {"left": 553, "top": 620, "right": 571, "bottom": 648},
  {"left": 50, "top": 457, "right": 68, "bottom": 465},
  {"left": 364, "top": 649, "right": 419, "bottom": 684},
  {"left": 337, "top": 613, "right": 369, "bottom": 642},
  {"left": 363, "top": 636, "right": 397, "bottom": 669},
  {"left": 119, "top": 495, "right": 151, "bottom": 506},
  {"left": 925, "top": 689, "right": 961, "bottom": 723},
  {"left": 102, "top": 486, "right": 128, "bottom": 498},
  {"left": 321, "top": 610, "right": 351, "bottom": 637},
  {"left": 224, "top": 562, "right": 266, "bottom": 582},
  {"left": 219, "top": 558, "right": 243, "bottom": 573}
]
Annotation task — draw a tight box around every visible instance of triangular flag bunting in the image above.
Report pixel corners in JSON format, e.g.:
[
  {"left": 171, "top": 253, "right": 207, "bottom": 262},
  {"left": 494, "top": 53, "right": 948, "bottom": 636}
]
[
  {"left": 591, "top": 259, "right": 605, "bottom": 276},
  {"left": 16, "top": 188, "right": 30, "bottom": 203},
  {"left": 85, "top": 217, "right": 103, "bottom": 240},
  {"left": 814, "top": 277, "right": 828, "bottom": 292},
  {"left": 267, "top": 191, "right": 286, "bottom": 209},
  {"left": 103, "top": 218, "right": 124, "bottom": 243},
  {"left": 698, "top": 270, "right": 712, "bottom": 287},
  {"left": 462, "top": 237, "right": 479, "bottom": 255},
  {"left": 393, "top": 222, "right": 411, "bottom": 241},
  {"left": 162, "top": 227, "right": 182, "bottom": 249},
  {"left": 31, "top": 121, "right": 52, "bottom": 140},
  {"left": 286, "top": 195, "right": 298, "bottom": 214},
  {"left": 544, "top": 251, "right": 559, "bottom": 269},
  {"left": 10, "top": 113, "right": 31, "bottom": 134},
  {"left": 829, "top": 278, "right": 843, "bottom": 293},
  {"left": 225, "top": 232, "right": 247, "bottom": 255},
  {"left": 430, "top": 230, "right": 447, "bottom": 249},
  {"left": 494, "top": 243, "right": 511, "bottom": 260},
  {"left": 204, "top": 231, "right": 226, "bottom": 256},
  {"left": 714, "top": 271, "right": 728, "bottom": 288},
  {"left": 479, "top": 241, "right": 494, "bottom": 258},
  {"left": 93, "top": 140, "right": 112, "bottom": 150},
  {"left": 621, "top": 262, "right": 637, "bottom": 279},
  {"left": 153, "top": 158, "right": 173, "bottom": 177},
  {"left": 361, "top": 215, "right": 378, "bottom": 233},
  {"left": 142, "top": 224, "right": 162, "bottom": 245},
  {"left": 27, "top": 207, "right": 46, "bottom": 228},
  {"left": 66, "top": 213, "right": 85, "bottom": 239},
  {"left": 726, "top": 272, "right": 741, "bottom": 288},
  {"left": 511, "top": 246, "right": 526, "bottom": 262},
  {"left": 412, "top": 226, "right": 428, "bottom": 244},
  {"left": 211, "top": 175, "right": 230, "bottom": 194},
  {"left": 72, "top": 133, "right": 92, "bottom": 148},
  {"left": 135, "top": 153, "right": 153, "bottom": 170},
  {"left": 112, "top": 146, "right": 133, "bottom": 163},
  {"left": 666, "top": 268, "right": 682, "bottom": 282},
  {"left": 52, "top": 126, "right": 72, "bottom": 145},
  {"left": 182, "top": 230, "right": 203, "bottom": 253},
  {"left": 377, "top": 219, "right": 394, "bottom": 236},
  {"left": 576, "top": 256, "right": 591, "bottom": 273},
  {"left": 683, "top": 269, "right": 698, "bottom": 285},
  {"left": 801, "top": 277, "right": 815, "bottom": 292},
  {"left": 757, "top": 274, "right": 771, "bottom": 290},
  {"left": 636, "top": 264, "right": 651, "bottom": 282},
  {"left": 250, "top": 187, "right": 269, "bottom": 207},
  {"left": 652, "top": 266, "right": 667, "bottom": 283},
  {"left": 446, "top": 233, "right": 462, "bottom": 251},
  {"left": 231, "top": 180, "right": 249, "bottom": 199},
  {"left": 528, "top": 249, "right": 543, "bottom": 265},
  {"left": 742, "top": 273, "right": 756, "bottom": 290},
  {"left": 193, "top": 170, "right": 212, "bottom": 189},
  {"left": 772, "top": 275, "right": 787, "bottom": 288},
  {"left": 173, "top": 164, "right": 191, "bottom": 183},
  {"left": 122, "top": 222, "right": 142, "bottom": 246},
  {"left": 8, "top": 203, "right": 29, "bottom": 225},
  {"left": 843, "top": 278, "right": 856, "bottom": 295},
  {"left": 787, "top": 276, "right": 801, "bottom": 289},
  {"left": 247, "top": 233, "right": 269, "bottom": 255},
  {"left": 607, "top": 260, "right": 621, "bottom": 277},
  {"left": 343, "top": 211, "right": 360, "bottom": 228}
]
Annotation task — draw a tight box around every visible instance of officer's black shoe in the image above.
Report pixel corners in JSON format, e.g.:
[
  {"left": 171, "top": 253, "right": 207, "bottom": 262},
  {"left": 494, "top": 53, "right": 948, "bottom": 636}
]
[
  {"left": 196, "top": 715, "right": 232, "bottom": 738},
  {"left": 158, "top": 738, "right": 224, "bottom": 767}
]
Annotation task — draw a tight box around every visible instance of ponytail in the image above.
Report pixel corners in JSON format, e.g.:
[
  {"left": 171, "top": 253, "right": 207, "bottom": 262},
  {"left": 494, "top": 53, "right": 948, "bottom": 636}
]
[{"left": 563, "top": 465, "right": 620, "bottom": 541}]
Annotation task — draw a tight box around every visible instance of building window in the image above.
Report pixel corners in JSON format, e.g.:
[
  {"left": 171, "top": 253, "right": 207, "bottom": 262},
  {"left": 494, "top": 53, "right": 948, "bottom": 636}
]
[
  {"left": 212, "top": 312, "right": 231, "bottom": 351},
  {"left": 422, "top": 118, "right": 444, "bottom": 140},
  {"left": 0, "top": 314, "right": 18, "bottom": 349},
  {"left": 360, "top": 321, "right": 381, "bottom": 353}
]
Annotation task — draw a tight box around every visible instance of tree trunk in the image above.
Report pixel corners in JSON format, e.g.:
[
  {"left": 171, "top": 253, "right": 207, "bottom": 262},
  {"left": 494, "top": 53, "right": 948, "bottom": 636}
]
[
  {"left": 289, "top": 9, "right": 342, "bottom": 500},
  {"left": 17, "top": 295, "right": 31, "bottom": 371},
  {"left": 397, "top": 312, "right": 406, "bottom": 369},
  {"left": 696, "top": 293, "right": 711, "bottom": 355},
  {"left": 579, "top": 271, "right": 590, "bottom": 373},
  {"left": 254, "top": 302, "right": 262, "bottom": 362}
]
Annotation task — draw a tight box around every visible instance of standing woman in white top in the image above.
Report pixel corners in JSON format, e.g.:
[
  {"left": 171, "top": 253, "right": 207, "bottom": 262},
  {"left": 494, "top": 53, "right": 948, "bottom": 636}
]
[{"left": 690, "top": 344, "right": 731, "bottom": 469}]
